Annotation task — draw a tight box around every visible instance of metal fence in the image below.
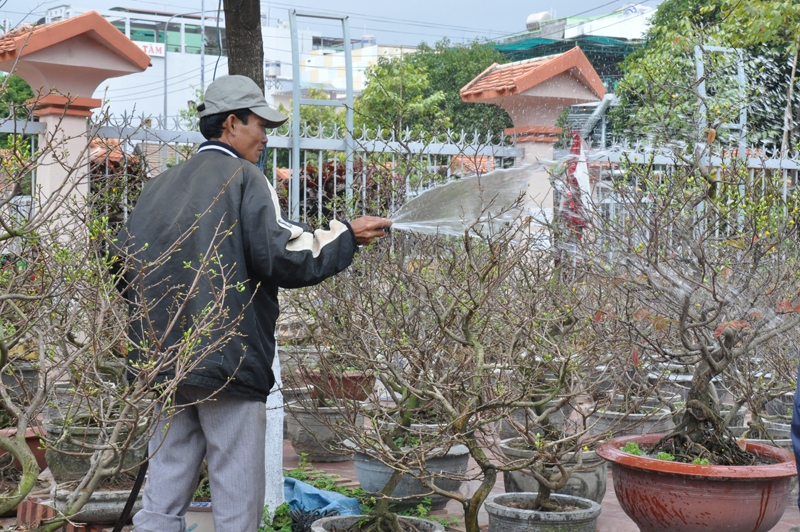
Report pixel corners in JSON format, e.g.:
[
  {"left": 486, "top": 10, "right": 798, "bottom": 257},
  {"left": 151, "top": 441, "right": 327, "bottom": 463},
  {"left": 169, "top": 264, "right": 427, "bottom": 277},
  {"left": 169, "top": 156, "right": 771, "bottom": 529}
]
[
  {"left": 86, "top": 113, "right": 524, "bottom": 225},
  {"left": 10, "top": 111, "right": 800, "bottom": 233}
]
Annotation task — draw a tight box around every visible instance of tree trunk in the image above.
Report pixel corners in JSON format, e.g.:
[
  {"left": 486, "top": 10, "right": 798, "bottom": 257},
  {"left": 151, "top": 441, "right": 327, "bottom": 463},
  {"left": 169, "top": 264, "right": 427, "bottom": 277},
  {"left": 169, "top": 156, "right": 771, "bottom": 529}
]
[
  {"left": 223, "top": 0, "right": 265, "bottom": 91},
  {"left": 682, "top": 360, "right": 718, "bottom": 442},
  {"left": 463, "top": 468, "right": 496, "bottom": 532},
  {"left": 0, "top": 432, "right": 38, "bottom": 514}
]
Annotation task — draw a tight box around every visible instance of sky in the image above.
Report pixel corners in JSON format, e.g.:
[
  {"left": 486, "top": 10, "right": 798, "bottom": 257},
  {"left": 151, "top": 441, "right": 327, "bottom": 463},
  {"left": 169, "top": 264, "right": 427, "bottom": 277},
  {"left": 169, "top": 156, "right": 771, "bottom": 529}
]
[{"left": 0, "top": 0, "right": 662, "bottom": 46}]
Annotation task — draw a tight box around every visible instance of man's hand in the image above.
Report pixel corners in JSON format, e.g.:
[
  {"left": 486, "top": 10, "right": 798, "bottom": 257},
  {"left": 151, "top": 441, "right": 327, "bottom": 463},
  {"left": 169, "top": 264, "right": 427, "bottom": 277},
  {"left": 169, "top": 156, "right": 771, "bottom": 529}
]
[{"left": 349, "top": 216, "right": 393, "bottom": 246}]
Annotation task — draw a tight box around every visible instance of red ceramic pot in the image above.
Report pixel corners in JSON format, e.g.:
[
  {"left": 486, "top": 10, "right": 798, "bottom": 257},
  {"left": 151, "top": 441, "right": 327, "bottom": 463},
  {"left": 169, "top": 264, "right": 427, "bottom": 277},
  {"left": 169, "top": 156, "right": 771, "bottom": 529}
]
[
  {"left": 0, "top": 427, "right": 47, "bottom": 471},
  {"left": 597, "top": 433, "right": 796, "bottom": 532},
  {"left": 303, "top": 370, "right": 375, "bottom": 401}
]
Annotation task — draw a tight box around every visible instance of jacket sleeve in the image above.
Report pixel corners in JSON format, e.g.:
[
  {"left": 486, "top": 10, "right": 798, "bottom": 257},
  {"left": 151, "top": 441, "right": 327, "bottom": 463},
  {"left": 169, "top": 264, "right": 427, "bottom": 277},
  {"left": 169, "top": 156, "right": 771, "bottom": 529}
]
[{"left": 239, "top": 166, "right": 358, "bottom": 288}]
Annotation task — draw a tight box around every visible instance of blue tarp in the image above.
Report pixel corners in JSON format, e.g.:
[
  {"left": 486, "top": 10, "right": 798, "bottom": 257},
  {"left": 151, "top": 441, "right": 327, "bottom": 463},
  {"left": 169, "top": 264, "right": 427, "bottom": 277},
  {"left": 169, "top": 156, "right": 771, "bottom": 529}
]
[{"left": 284, "top": 477, "right": 361, "bottom": 516}]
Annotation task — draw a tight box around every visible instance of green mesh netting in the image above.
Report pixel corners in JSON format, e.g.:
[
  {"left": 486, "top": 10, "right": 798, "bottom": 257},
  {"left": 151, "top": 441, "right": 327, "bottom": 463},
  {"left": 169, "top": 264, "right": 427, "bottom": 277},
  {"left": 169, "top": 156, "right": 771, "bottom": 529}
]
[{"left": 492, "top": 35, "right": 644, "bottom": 89}]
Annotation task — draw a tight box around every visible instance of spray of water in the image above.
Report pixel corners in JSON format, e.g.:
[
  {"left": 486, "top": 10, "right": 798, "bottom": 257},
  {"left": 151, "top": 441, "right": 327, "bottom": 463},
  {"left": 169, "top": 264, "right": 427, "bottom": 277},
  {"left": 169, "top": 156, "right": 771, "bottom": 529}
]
[{"left": 390, "top": 162, "right": 555, "bottom": 237}]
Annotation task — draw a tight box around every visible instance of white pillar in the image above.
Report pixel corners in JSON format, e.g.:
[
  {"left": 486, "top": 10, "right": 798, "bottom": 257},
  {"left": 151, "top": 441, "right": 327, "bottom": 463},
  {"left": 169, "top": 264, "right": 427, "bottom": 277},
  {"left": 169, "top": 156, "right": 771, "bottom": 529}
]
[
  {"left": 33, "top": 96, "right": 96, "bottom": 215},
  {"left": 264, "top": 345, "right": 285, "bottom": 518}
]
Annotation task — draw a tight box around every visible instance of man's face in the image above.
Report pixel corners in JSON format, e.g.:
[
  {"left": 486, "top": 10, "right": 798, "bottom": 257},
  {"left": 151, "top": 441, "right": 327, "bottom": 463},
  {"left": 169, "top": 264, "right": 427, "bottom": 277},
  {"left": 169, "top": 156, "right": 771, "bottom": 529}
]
[{"left": 226, "top": 113, "right": 269, "bottom": 164}]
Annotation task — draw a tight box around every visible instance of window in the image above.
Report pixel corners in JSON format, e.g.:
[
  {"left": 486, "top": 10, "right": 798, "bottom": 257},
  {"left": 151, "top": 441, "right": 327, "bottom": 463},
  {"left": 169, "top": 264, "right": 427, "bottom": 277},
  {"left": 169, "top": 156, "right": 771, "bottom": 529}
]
[
  {"left": 185, "top": 25, "right": 227, "bottom": 56},
  {"left": 130, "top": 19, "right": 158, "bottom": 43},
  {"left": 163, "top": 23, "right": 181, "bottom": 52},
  {"left": 109, "top": 18, "right": 126, "bottom": 36},
  {"left": 184, "top": 24, "right": 202, "bottom": 54},
  {"left": 204, "top": 26, "right": 227, "bottom": 56}
]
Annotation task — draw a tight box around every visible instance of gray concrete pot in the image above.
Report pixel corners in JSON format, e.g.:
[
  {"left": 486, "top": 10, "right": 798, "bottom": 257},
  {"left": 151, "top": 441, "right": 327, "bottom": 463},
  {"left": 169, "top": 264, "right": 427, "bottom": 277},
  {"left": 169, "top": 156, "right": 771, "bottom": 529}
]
[
  {"left": 720, "top": 404, "right": 745, "bottom": 427},
  {"left": 285, "top": 401, "right": 361, "bottom": 462},
  {"left": 278, "top": 346, "right": 322, "bottom": 378},
  {"left": 765, "top": 392, "right": 794, "bottom": 418},
  {"left": 353, "top": 444, "right": 469, "bottom": 511},
  {"left": 499, "top": 438, "right": 606, "bottom": 503},
  {"left": 1, "top": 361, "right": 38, "bottom": 402},
  {"left": 52, "top": 488, "right": 142, "bottom": 524},
  {"left": 485, "top": 492, "right": 601, "bottom": 532},
  {"left": 498, "top": 401, "right": 574, "bottom": 441},
  {"left": 44, "top": 423, "right": 146, "bottom": 483},
  {"left": 587, "top": 400, "right": 674, "bottom": 438},
  {"left": 311, "top": 514, "right": 444, "bottom": 532},
  {"left": 281, "top": 385, "right": 313, "bottom": 434}
]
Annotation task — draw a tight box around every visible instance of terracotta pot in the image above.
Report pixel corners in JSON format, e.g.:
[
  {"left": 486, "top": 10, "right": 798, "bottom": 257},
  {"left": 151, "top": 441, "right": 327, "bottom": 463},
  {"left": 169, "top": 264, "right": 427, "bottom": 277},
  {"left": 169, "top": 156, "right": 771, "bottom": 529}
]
[
  {"left": 729, "top": 423, "right": 796, "bottom": 493},
  {"left": 596, "top": 433, "right": 796, "bottom": 532},
  {"left": 304, "top": 370, "right": 375, "bottom": 401},
  {"left": 0, "top": 427, "right": 47, "bottom": 471}
]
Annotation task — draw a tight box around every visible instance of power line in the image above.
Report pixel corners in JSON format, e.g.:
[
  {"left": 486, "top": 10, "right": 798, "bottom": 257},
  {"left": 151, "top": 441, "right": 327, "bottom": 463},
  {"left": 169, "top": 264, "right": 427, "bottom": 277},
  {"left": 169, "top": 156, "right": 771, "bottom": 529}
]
[{"left": 5, "top": 0, "right": 652, "bottom": 46}]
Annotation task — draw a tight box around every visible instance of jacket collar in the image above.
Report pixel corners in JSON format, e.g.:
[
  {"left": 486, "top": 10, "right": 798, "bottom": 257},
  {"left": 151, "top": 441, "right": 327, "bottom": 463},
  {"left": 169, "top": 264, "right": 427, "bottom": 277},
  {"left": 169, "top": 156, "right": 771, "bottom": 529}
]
[{"left": 197, "top": 140, "right": 243, "bottom": 159}]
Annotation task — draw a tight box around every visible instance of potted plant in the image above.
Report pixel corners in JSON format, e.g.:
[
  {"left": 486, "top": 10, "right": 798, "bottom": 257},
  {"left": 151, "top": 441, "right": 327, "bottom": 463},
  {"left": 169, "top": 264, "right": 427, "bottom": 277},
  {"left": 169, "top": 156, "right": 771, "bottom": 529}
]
[
  {"left": 286, "top": 199, "right": 617, "bottom": 532},
  {"left": 598, "top": 434, "right": 795, "bottom": 532},
  {"left": 284, "top": 341, "right": 371, "bottom": 462},
  {"left": 583, "top": 136, "right": 800, "bottom": 530},
  {"left": 484, "top": 492, "right": 601, "bottom": 532}
]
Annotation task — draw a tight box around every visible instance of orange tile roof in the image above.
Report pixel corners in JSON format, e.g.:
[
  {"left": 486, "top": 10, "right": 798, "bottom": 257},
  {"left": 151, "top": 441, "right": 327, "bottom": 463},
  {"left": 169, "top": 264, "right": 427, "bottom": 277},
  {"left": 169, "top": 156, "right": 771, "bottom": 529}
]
[
  {"left": 90, "top": 138, "right": 139, "bottom": 165},
  {"left": 460, "top": 47, "right": 605, "bottom": 103},
  {"left": 0, "top": 11, "right": 150, "bottom": 70}
]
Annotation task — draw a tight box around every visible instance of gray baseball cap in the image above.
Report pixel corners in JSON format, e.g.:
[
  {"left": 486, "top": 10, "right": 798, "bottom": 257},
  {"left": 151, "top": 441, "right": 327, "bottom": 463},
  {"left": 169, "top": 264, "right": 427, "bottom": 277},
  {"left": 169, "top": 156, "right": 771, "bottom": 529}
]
[{"left": 198, "top": 75, "right": 288, "bottom": 128}]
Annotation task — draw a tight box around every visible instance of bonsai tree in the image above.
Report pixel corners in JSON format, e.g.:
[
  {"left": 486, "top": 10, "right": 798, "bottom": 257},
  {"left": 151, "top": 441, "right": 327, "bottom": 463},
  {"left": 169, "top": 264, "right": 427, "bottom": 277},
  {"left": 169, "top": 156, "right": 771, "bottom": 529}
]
[
  {"left": 731, "top": 336, "right": 797, "bottom": 437},
  {"left": 582, "top": 2, "right": 800, "bottom": 463},
  {"left": 284, "top": 195, "right": 630, "bottom": 531},
  {"left": 576, "top": 152, "right": 800, "bottom": 464}
]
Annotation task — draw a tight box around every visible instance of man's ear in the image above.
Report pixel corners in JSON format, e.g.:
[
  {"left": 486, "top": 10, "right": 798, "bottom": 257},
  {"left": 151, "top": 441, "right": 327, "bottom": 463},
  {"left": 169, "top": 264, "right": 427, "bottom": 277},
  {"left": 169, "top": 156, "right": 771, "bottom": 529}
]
[{"left": 222, "top": 114, "right": 238, "bottom": 133}]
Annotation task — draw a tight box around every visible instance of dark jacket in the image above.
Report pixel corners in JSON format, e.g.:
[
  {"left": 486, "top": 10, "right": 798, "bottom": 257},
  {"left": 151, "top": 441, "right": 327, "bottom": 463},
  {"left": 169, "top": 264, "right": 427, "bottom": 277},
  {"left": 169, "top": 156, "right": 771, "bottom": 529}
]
[{"left": 120, "top": 141, "right": 357, "bottom": 401}]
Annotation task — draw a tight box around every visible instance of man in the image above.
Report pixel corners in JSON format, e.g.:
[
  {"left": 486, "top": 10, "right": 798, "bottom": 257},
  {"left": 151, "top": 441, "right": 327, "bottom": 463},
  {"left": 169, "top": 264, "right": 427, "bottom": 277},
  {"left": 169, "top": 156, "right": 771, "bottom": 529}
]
[{"left": 122, "top": 75, "right": 391, "bottom": 532}]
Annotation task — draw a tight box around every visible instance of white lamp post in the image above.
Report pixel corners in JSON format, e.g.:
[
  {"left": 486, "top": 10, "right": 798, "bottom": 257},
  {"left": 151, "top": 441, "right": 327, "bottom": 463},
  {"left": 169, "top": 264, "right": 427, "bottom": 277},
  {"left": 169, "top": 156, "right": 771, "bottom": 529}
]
[{"left": 163, "top": 11, "right": 202, "bottom": 122}]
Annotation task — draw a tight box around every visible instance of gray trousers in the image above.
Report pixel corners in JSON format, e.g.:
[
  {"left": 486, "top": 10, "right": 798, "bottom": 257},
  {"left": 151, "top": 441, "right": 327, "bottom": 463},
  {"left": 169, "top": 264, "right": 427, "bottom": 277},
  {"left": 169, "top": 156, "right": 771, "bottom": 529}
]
[{"left": 132, "top": 385, "right": 267, "bottom": 532}]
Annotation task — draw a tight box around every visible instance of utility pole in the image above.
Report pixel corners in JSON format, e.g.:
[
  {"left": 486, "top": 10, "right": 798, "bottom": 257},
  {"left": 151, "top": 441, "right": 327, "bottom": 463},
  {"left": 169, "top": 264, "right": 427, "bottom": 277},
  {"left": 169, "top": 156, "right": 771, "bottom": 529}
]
[{"left": 200, "top": 0, "right": 205, "bottom": 92}]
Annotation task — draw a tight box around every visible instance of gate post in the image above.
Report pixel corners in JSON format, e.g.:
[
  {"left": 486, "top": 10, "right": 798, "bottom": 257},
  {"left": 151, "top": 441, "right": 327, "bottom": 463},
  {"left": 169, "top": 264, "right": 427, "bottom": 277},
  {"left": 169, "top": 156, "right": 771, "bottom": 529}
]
[{"left": 0, "top": 11, "right": 149, "bottom": 210}]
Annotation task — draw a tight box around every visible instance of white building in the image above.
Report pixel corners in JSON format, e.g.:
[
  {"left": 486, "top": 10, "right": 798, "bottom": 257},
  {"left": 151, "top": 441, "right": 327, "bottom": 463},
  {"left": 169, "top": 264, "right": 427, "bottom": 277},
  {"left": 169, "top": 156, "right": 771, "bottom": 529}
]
[
  {"left": 563, "top": 4, "right": 655, "bottom": 41},
  {"left": 301, "top": 35, "right": 416, "bottom": 92},
  {"left": 504, "top": 3, "right": 656, "bottom": 44},
  {"left": 40, "top": 5, "right": 411, "bottom": 121}
]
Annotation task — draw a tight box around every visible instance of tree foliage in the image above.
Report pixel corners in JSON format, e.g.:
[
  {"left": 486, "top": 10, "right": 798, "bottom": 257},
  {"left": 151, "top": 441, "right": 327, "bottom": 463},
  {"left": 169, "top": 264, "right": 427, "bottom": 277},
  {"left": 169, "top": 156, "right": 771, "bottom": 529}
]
[
  {"left": 355, "top": 56, "right": 449, "bottom": 135},
  {"left": 0, "top": 74, "right": 33, "bottom": 119},
  {"left": 610, "top": 0, "right": 800, "bottom": 146},
  {"left": 719, "top": 0, "right": 800, "bottom": 53},
  {"left": 355, "top": 38, "right": 512, "bottom": 136},
  {"left": 410, "top": 39, "right": 513, "bottom": 135}
]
